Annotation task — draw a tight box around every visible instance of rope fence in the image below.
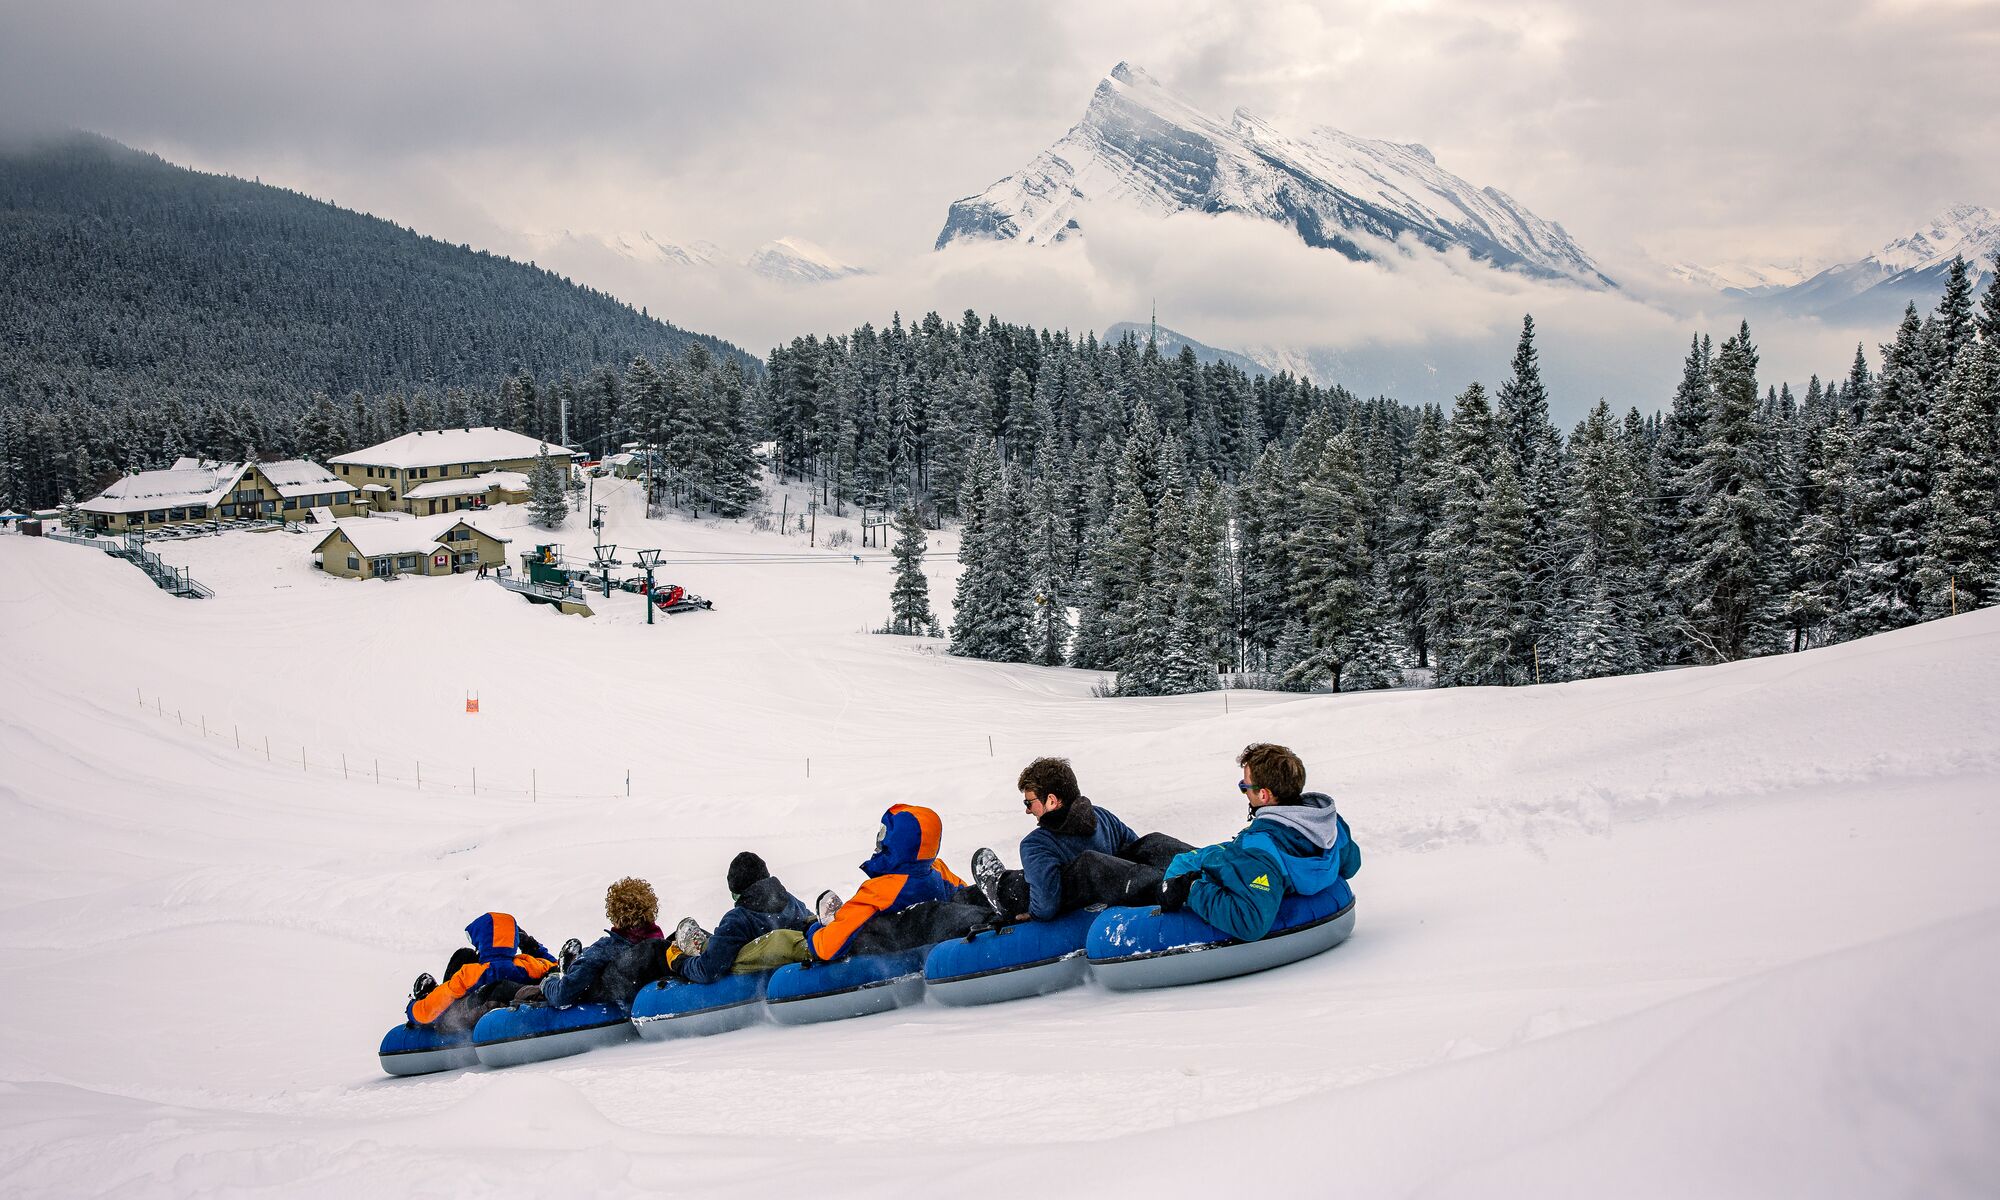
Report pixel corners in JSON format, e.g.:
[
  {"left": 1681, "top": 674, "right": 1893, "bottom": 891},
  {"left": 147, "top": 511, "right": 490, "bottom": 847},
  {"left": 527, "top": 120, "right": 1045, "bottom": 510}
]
[{"left": 124, "top": 683, "right": 1239, "bottom": 801}]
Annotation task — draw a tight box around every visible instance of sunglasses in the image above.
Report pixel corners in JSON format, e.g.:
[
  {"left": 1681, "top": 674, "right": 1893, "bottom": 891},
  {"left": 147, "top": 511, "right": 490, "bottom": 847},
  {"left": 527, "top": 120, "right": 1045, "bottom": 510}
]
[
  {"left": 1022, "top": 794, "right": 1038, "bottom": 810},
  {"left": 1238, "top": 780, "right": 1258, "bottom": 794}
]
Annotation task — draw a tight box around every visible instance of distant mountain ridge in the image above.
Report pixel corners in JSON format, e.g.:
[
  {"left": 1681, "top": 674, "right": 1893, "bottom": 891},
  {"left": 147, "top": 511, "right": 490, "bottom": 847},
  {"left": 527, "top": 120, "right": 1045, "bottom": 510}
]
[
  {"left": 1691, "top": 204, "right": 1999, "bottom": 324},
  {"left": 938, "top": 62, "right": 1612, "bottom": 288},
  {"left": 0, "top": 132, "right": 758, "bottom": 414},
  {"left": 1102, "top": 321, "right": 1275, "bottom": 377}
]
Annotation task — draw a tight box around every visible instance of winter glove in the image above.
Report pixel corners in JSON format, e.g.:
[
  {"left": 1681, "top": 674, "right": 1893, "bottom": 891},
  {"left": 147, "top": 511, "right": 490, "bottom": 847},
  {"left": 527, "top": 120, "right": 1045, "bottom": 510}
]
[{"left": 1159, "top": 872, "right": 1194, "bottom": 913}]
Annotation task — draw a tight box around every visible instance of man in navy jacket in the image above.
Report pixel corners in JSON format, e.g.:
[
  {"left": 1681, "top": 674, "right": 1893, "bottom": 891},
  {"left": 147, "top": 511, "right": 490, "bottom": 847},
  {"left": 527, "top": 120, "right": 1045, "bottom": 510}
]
[
  {"left": 670, "top": 852, "right": 813, "bottom": 984},
  {"left": 968, "top": 757, "right": 1192, "bottom": 922}
]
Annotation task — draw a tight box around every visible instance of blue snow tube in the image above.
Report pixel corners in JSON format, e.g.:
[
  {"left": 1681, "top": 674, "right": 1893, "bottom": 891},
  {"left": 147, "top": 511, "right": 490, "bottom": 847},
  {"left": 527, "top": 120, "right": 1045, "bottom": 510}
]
[
  {"left": 471, "top": 1002, "right": 636, "bottom": 1068},
  {"left": 630, "top": 972, "right": 769, "bottom": 1041},
  {"left": 379, "top": 1022, "right": 478, "bottom": 1076},
  {"left": 1087, "top": 882, "right": 1356, "bottom": 991},
  {"left": 764, "top": 949, "right": 928, "bottom": 1025},
  {"left": 923, "top": 908, "right": 1098, "bottom": 1007}
]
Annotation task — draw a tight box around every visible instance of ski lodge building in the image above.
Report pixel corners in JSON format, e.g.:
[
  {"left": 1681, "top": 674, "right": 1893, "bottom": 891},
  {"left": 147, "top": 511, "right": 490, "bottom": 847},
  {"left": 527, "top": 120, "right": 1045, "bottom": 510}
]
[
  {"left": 75, "top": 458, "right": 358, "bottom": 533},
  {"left": 328, "top": 427, "right": 577, "bottom": 517},
  {"left": 311, "top": 512, "right": 511, "bottom": 580}
]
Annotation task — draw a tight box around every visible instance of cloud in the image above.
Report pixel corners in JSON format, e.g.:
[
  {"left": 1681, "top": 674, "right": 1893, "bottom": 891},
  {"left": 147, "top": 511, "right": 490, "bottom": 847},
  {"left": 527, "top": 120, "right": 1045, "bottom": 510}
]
[{"left": 0, "top": 0, "right": 1985, "bottom": 419}]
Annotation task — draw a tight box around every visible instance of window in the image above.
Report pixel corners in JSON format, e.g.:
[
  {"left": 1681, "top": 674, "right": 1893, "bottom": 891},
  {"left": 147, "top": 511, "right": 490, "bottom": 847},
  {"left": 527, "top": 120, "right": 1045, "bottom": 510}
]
[
  {"left": 283, "top": 497, "right": 298, "bottom": 511},
  {"left": 188, "top": 506, "right": 206, "bottom": 518},
  {"left": 148, "top": 510, "right": 166, "bottom": 523},
  {"left": 261, "top": 501, "right": 276, "bottom": 514},
  {"left": 367, "top": 466, "right": 376, "bottom": 479},
  {"left": 220, "top": 504, "right": 235, "bottom": 517},
  {"left": 347, "top": 556, "right": 359, "bottom": 570},
  {"left": 398, "top": 555, "right": 418, "bottom": 570}
]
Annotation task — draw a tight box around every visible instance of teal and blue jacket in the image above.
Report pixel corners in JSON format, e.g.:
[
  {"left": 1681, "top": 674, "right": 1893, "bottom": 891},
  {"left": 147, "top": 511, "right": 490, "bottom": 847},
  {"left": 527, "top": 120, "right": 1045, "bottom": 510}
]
[{"left": 1164, "top": 792, "right": 1360, "bottom": 943}]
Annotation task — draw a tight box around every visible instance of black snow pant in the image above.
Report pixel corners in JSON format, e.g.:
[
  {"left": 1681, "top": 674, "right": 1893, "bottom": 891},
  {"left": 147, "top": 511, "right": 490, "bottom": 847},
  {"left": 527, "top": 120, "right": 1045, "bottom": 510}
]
[
  {"left": 846, "top": 901, "right": 996, "bottom": 957},
  {"left": 967, "top": 832, "right": 1198, "bottom": 920}
]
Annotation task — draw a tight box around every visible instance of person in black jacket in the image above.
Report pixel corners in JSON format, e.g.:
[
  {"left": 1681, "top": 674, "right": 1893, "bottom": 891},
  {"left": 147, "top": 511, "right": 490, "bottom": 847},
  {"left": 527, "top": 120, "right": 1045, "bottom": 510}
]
[
  {"left": 669, "top": 852, "right": 815, "bottom": 984},
  {"left": 966, "top": 757, "right": 1192, "bottom": 922}
]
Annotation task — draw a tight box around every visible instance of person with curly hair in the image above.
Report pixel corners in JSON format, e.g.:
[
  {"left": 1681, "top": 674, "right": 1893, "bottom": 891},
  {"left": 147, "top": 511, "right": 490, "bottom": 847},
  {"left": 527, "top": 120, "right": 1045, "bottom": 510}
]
[{"left": 531, "top": 877, "right": 671, "bottom": 1012}]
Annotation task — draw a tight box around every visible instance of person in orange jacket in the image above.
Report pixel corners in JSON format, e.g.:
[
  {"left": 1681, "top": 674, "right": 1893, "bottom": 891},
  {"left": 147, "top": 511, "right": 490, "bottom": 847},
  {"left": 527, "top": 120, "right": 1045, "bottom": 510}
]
[
  {"left": 404, "top": 911, "right": 557, "bottom": 1032},
  {"left": 804, "top": 805, "right": 988, "bottom": 961}
]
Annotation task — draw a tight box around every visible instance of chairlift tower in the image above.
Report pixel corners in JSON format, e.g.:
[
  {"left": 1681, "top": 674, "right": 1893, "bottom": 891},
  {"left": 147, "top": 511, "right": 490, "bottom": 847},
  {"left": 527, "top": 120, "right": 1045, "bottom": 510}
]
[
  {"left": 634, "top": 548, "right": 663, "bottom": 625},
  {"left": 590, "top": 543, "right": 621, "bottom": 598}
]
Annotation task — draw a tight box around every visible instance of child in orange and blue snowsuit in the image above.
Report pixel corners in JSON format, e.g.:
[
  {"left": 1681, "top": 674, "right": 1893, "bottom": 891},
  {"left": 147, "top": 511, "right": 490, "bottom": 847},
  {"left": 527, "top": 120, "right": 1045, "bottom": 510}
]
[
  {"left": 805, "top": 805, "right": 989, "bottom": 961},
  {"left": 406, "top": 911, "right": 558, "bottom": 1031}
]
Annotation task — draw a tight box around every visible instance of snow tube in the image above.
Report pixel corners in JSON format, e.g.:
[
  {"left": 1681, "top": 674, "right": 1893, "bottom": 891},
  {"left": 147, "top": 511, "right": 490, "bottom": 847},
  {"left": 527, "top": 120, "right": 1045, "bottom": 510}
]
[
  {"left": 923, "top": 908, "right": 1097, "bottom": 1007},
  {"left": 764, "top": 949, "right": 928, "bottom": 1025},
  {"left": 378, "top": 1022, "right": 477, "bottom": 1076},
  {"left": 630, "top": 972, "right": 768, "bottom": 1040},
  {"left": 1087, "top": 882, "right": 1356, "bottom": 991},
  {"left": 470, "top": 1002, "right": 636, "bottom": 1068}
]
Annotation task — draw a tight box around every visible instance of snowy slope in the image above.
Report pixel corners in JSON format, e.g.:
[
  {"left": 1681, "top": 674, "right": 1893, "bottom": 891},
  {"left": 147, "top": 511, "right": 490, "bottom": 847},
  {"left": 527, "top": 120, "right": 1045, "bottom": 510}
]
[
  {"left": 937, "top": 63, "right": 1613, "bottom": 287},
  {"left": 0, "top": 477, "right": 1996, "bottom": 1196}
]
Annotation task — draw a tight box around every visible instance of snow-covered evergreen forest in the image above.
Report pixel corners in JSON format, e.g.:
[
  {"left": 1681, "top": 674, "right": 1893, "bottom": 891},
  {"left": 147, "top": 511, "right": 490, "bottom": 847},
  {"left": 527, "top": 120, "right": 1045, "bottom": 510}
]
[{"left": 765, "top": 258, "right": 2000, "bottom": 692}]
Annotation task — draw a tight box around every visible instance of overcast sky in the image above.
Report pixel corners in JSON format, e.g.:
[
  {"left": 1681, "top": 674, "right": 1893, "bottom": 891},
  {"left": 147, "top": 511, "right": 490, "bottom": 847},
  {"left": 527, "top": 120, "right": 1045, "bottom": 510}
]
[{"left": 5, "top": 0, "right": 1996, "bottom": 418}]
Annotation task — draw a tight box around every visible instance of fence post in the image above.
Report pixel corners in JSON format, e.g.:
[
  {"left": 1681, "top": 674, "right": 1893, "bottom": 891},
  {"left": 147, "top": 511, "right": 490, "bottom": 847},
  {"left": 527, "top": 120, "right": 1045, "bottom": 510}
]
[
  {"left": 533, "top": 769, "right": 537, "bottom": 803},
  {"left": 235, "top": 725, "right": 240, "bottom": 749},
  {"left": 472, "top": 767, "right": 477, "bottom": 796},
  {"left": 374, "top": 758, "right": 380, "bottom": 785},
  {"left": 137, "top": 687, "right": 143, "bottom": 708},
  {"left": 302, "top": 747, "right": 307, "bottom": 772},
  {"left": 987, "top": 735, "right": 993, "bottom": 757},
  {"left": 416, "top": 761, "right": 422, "bottom": 790},
  {"left": 157, "top": 697, "right": 163, "bottom": 716},
  {"left": 264, "top": 736, "right": 270, "bottom": 762},
  {"left": 806, "top": 757, "right": 811, "bottom": 779},
  {"left": 202, "top": 714, "right": 207, "bottom": 737},
  {"left": 626, "top": 769, "right": 630, "bottom": 797},
  {"left": 342, "top": 753, "right": 348, "bottom": 780}
]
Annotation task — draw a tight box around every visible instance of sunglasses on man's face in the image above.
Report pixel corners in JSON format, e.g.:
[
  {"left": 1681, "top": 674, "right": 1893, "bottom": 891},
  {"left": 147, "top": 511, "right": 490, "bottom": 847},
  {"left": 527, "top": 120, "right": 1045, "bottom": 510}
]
[
  {"left": 1022, "top": 794, "right": 1038, "bottom": 810},
  {"left": 1238, "top": 780, "right": 1255, "bottom": 794}
]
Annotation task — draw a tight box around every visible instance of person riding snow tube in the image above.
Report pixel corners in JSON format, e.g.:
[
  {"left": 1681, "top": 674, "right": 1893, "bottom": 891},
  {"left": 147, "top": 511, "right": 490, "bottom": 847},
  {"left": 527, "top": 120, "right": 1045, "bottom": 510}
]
[{"left": 405, "top": 911, "right": 557, "bottom": 1032}]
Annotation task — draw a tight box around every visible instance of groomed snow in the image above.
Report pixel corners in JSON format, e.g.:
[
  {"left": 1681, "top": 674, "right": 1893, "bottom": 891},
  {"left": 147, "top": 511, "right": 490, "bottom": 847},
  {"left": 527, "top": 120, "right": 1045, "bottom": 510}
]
[{"left": 0, "top": 474, "right": 1994, "bottom": 1197}]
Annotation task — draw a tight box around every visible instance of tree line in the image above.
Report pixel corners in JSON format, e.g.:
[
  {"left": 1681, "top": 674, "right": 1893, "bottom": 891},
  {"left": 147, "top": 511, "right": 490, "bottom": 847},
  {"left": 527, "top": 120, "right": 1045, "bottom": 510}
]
[{"left": 852, "top": 260, "right": 2000, "bottom": 692}]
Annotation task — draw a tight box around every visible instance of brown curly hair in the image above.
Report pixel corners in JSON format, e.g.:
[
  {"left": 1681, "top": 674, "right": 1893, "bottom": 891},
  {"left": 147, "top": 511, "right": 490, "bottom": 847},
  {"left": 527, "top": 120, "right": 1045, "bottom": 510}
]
[
  {"left": 604, "top": 877, "right": 658, "bottom": 929},
  {"left": 1016, "top": 756, "right": 1080, "bottom": 805},
  {"left": 1237, "top": 743, "right": 1306, "bottom": 803}
]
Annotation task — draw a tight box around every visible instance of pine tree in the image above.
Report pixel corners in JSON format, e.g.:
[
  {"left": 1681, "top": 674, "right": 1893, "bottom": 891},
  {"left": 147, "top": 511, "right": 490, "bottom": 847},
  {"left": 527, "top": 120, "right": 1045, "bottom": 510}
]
[
  {"left": 1555, "top": 401, "right": 1647, "bottom": 679},
  {"left": 1852, "top": 305, "right": 1934, "bottom": 630},
  {"left": 1423, "top": 383, "right": 1497, "bottom": 684},
  {"left": 1915, "top": 351, "right": 1998, "bottom": 615},
  {"left": 1788, "top": 413, "right": 1863, "bottom": 648},
  {"left": 1672, "top": 324, "right": 1781, "bottom": 662},
  {"left": 1456, "top": 452, "right": 1531, "bottom": 684},
  {"left": 1285, "top": 427, "right": 1370, "bottom": 691},
  {"left": 1496, "top": 316, "right": 1569, "bottom": 661},
  {"left": 887, "top": 504, "right": 934, "bottom": 635},
  {"left": 949, "top": 441, "right": 1031, "bottom": 661},
  {"left": 528, "top": 445, "right": 568, "bottom": 529},
  {"left": 1386, "top": 405, "right": 1446, "bottom": 667},
  {"left": 1341, "top": 563, "right": 1406, "bottom": 691},
  {"left": 1024, "top": 473, "right": 1076, "bottom": 665},
  {"left": 57, "top": 487, "right": 80, "bottom": 531}
]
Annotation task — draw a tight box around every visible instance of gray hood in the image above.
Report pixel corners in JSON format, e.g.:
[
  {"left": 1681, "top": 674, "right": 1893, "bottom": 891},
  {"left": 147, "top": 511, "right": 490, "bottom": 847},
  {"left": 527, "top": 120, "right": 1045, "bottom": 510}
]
[{"left": 1253, "top": 791, "right": 1341, "bottom": 849}]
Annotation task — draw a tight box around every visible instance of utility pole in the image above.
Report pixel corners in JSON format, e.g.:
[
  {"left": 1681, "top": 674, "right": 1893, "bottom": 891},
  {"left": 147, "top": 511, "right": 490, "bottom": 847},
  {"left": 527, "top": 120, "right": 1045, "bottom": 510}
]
[{"left": 559, "top": 393, "right": 570, "bottom": 451}]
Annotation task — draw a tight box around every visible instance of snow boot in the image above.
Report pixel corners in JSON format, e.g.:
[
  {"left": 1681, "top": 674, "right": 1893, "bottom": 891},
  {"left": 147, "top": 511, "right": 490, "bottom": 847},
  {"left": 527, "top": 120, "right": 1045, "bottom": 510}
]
[
  {"left": 410, "top": 972, "right": 437, "bottom": 1001},
  {"left": 558, "top": 937, "right": 582, "bottom": 974},
  {"left": 674, "top": 917, "right": 709, "bottom": 956},
  {"left": 970, "top": 847, "right": 1006, "bottom": 914},
  {"left": 815, "top": 890, "right": 843, "bottom": 924}
]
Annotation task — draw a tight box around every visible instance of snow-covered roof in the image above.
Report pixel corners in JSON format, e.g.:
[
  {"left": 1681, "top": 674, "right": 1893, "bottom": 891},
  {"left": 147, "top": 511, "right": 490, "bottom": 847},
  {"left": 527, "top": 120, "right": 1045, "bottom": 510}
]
[
  {"left": 362, "top": 484, "right": 392, "bottom": 493},
  {"left": 255, "top": 459, "right": 355, "bottom": 499},
  {"left": 78, "top": 461, "right": 247, "bottom": 515},
  {"left": 329, "top": 427, "right": 579, "bottom": 470},
  {"left": 313, "top": 513, "right": 512, "bottom": 560},
  {"left": 402, "top": 471, "right": 530, "bottom": 501}
]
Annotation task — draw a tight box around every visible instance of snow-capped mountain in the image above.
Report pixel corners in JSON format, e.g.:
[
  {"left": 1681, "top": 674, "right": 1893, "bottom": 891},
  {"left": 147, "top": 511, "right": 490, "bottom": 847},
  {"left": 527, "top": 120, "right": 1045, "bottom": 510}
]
[
  {"left": 522, "top": 229, "right": 721, "bottom": 268},
  {"left": 747, "top": 237, "right": 867, "bottom": 284},
  {"left": 1667, "top": 256, "right": 1822, "bottom": 295},
  {"left": 1735, "top": 204, "right": 1997, "bottom": 323},
  {"left": 937, "top": 62, "right": 1613, "bottom": 288},
  {"left": 1102, "top": 321, "right": 1275, "bottom": 376}
]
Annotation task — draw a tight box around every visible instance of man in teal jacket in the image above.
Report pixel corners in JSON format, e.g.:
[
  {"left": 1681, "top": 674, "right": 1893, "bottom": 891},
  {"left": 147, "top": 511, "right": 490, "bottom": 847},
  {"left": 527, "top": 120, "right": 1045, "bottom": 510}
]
[{"left": 1159, "top": 742, "right": 1360, "bottom": 942}]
